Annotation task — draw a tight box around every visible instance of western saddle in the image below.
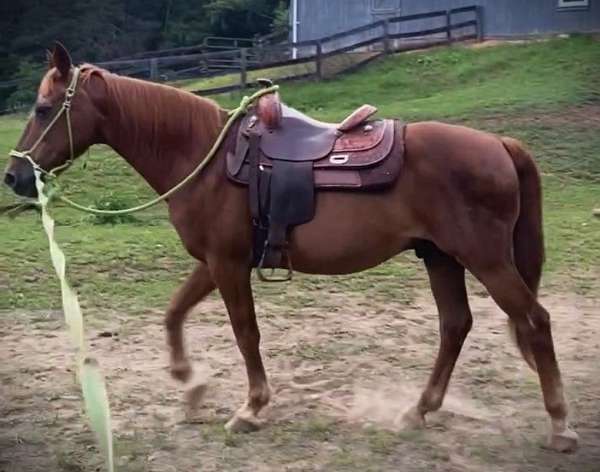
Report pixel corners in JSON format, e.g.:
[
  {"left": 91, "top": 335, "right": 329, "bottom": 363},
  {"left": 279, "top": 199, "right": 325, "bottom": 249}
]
[{"left": 226, "top": 80, "right": 405, "bottom": 281}]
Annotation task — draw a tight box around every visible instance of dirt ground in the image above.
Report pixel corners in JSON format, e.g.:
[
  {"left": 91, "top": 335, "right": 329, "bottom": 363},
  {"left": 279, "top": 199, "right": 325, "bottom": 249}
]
[{"left": 1, "top": 275, "right": 599, "bottom": 472}]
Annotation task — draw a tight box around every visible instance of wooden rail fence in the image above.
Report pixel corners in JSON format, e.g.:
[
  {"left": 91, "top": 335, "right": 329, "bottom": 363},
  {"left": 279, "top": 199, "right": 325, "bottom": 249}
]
[
  {"left": 0, "top": 5, "right": 481, "bottom": 113},
  {"left": 188, "top": 5, "right": 483, "bottom": 95},
  {"left": 89, "top": 5, "right": 481, "bottom": 95}
]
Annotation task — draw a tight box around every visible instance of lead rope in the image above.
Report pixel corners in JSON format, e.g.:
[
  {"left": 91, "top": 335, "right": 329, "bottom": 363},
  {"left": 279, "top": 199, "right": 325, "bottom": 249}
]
[{"left": 13, "top": 82, "right": 279, "bottom": 216}]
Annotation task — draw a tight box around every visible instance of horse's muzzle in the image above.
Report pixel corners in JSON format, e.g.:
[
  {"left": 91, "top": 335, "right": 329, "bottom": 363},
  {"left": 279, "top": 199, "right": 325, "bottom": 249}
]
[{"left": 4, "top": 160, "right": 38, "bottom": 198}]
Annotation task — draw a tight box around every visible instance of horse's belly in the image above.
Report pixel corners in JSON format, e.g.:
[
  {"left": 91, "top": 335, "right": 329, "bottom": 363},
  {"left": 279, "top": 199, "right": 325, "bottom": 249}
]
[{"left": 288, "top": 188, "right": 418, "bottom": 275}]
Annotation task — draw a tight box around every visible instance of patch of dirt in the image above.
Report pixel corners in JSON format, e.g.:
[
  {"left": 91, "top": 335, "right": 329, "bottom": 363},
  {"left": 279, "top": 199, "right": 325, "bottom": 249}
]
[
  {"left": 1, "top": 286, "right": 600, "bottom": 471},
  {"left": 457, "top": 103, "right": 600, "bottom": 130},
  {"left": 468, "top": 38, "right": 551, "bottom": 49}
]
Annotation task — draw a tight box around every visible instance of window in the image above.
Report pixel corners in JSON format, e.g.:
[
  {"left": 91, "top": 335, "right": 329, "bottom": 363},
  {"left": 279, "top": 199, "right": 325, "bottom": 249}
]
[
  {"left": 557, "top": 0, "right": 589, "bottom": 9},
  {"left": 371, "top": 0, "right": 401, "bottom": 12}
]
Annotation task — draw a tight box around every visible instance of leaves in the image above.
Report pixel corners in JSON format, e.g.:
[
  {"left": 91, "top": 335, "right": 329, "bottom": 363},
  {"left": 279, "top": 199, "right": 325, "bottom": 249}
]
[{"left": 5, "top": 60, "right": 44, "bottom": 109}]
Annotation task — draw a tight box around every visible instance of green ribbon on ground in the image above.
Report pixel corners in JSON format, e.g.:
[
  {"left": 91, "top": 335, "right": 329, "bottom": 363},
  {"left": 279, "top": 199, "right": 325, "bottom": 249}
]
[{"left": 34, "top": 170, "right": 115, "bottom": 472}]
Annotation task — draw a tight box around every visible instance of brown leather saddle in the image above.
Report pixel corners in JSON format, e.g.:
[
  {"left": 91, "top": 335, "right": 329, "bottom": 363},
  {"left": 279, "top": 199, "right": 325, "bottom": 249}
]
[{"left": 226, "top": 81, "right": 405, "bottom": 281}]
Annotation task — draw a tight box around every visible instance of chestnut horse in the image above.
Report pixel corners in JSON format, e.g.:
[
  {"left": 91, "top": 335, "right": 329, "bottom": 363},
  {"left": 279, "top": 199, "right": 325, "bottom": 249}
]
[{"left": 4, "top": 44, "right": 578, "bottom": 452}]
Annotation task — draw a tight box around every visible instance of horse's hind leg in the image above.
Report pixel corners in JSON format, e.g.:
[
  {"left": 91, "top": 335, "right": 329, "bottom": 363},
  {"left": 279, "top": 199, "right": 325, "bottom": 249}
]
[
  {"left": 401, "top": 244, "right": 472, "bottom": 427},
  {"left": 165, "top": 262, "right": 215, "bottom": 382},
  {"left": 209, "top": 258, "right": 270, "bottom": 432},
  {"left": 465, "top": 258, "right": 578, "bottom": 452}
]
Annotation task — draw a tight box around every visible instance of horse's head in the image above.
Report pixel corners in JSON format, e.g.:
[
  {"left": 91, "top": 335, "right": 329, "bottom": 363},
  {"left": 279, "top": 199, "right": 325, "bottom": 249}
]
[{"left": 4, "top": 42, "right": 107, "bottom": 198}]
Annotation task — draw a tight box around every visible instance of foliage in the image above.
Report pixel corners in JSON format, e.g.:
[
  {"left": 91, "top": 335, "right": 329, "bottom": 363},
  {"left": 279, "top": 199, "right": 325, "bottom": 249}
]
[
  {"left": 89, "top": 194, "right": 139, "bottom": 225},
  {"left": 5, "top": 60, "right": 45, "bottom": 110},
  {"left": 159, "top": 1, "right": 211, "bottom": 48},
  {"left": 271, "top": 1, "right": 291, "bottom": 39},
  {"left": 204, "top": 0, "right": 287, "bottom": 38}
]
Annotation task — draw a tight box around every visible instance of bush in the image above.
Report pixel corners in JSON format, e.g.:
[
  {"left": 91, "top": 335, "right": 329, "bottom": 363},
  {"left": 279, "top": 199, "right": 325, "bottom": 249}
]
[
  {"left": 89, "top": 193, "right": 139, "bottom": 225},
  {"left": 6, "top": 60, "right": 44, "bottom": 110}
]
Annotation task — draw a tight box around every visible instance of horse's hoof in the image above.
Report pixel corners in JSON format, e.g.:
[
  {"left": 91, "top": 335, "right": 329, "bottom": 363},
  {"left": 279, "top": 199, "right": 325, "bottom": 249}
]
[
  {"left": 184, "top": 382, "right": 208, "bottom": 419},
  {"left": 398, "top": 406, "right": 426, "bottom": 430},
  {"left": 548, "top": 428, "right": 579, "bottom": 453},
  {"left": 170, "top": 359, "right": 192, "bottom": 383},
  {"left": 225, "top": 412, "right": 263, "bottom": 433}
]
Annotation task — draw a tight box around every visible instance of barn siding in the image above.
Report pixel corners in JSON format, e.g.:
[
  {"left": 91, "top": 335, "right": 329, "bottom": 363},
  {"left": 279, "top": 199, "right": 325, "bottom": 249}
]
[{"left": 296, "top": 0, "right": 600, "bottom": 41}]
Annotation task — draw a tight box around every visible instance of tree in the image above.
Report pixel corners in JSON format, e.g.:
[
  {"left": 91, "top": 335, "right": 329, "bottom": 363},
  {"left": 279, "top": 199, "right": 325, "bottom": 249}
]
[
  {"left": 5, "top": 60, "right": 44, "bottom": 110},
  {"left": 204, "top": 0, "right": 287, "bottom": 38}
]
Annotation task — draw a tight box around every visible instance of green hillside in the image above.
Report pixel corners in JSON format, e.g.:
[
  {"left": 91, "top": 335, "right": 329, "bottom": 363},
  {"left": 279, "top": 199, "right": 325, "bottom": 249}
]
[
  {"left": 220, "top": 36, "right": 600, "bottom": 119},
  {"left": 1, "top": 36, "right": 599, "bottom": 314}
]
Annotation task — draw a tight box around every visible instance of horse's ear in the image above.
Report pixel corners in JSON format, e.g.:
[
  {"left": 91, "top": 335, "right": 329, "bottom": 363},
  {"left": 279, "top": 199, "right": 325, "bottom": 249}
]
[{"left": 52, "top": 41, "right": 72, "bottom": 79}]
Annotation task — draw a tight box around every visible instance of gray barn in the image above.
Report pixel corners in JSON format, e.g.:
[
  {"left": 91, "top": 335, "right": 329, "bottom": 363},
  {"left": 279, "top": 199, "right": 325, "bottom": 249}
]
[{"left": 291, "top": 0, "right": 600, "bottom": 41}]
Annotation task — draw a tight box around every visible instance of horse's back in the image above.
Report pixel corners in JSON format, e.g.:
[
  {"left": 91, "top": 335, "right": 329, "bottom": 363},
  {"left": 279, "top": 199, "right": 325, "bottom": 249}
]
[
  {"left": 289, "top": 120, "right": 520, "bottom": 274},
  {"left": 403, "top": 120, "right": 519, "bottom": 196}
]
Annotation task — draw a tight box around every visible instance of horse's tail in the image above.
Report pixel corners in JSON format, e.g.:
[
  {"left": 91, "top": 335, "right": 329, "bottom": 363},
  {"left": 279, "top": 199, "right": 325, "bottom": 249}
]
[
  {"left": 502, "top": 136, "right": 545, "bottom": 371},
  {"left": 502, "top": 137, "right": 545, "bottom": 294}
]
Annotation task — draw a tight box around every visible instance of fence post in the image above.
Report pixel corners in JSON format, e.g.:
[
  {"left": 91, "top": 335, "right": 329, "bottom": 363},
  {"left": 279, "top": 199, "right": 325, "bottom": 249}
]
[
  {"left": 446, "top": 10, "right": 452, "bottom": 43},
  {"left": 315, "top": 41, "right": 323, "bottom": 80},
  {"left": 475, "top": 6, "right": 484, "bottom": 42},
  {"left": 240, "top": 48, "right": 247, "bottom": 89},
  {"left": 382, "top": 19, "right": 391, "bottom": 54},
  {"left": 149, "top": 58, "right": 158, "bottom": 80}
]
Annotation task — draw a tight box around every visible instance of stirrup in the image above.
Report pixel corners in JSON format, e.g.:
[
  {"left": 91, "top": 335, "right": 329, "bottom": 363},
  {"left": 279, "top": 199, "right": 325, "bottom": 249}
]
[{"left": 256, "top": 250, "right": 293, "bottom": 282}]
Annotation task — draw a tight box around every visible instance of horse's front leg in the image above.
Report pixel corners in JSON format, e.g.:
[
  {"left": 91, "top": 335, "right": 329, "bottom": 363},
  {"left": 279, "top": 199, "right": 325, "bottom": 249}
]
[
  {"left": 209, "top": 258, "right": 270, "bottom": 432},
  {"left": 165, "top": 262, "right": 215, "bottom": 382}
]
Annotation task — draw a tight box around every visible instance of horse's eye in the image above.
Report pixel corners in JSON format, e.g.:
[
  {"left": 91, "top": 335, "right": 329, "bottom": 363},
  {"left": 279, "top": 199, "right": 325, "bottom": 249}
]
[{"left": 35, "top": 105, "right": 52, "bottom": 119}]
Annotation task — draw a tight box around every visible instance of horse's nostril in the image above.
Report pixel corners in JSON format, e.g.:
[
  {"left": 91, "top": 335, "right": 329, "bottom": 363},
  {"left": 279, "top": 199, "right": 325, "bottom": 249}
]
[{"left": 4, "top": 171, "right": 16, "bottom": 188}]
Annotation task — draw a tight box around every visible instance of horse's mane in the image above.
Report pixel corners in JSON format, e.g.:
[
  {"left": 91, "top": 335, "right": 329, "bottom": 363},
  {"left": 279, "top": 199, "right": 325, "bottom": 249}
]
[{"left": 80, "top": 64, "right": 226, "bottom": 161}]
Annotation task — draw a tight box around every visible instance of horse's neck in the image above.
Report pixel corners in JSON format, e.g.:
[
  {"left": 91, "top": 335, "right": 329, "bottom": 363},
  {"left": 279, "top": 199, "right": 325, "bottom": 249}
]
[{"left": 99, "top": 77, "right": 224, "bottom": 195}]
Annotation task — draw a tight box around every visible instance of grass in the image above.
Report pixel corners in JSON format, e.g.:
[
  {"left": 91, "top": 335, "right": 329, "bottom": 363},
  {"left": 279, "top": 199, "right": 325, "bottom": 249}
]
[
  {"left": 173, "top": 61, "right": 317, "bottom": 91},
  {"left": 172, "top": 51, "right": 376, "bottom": 92},
  {"left": 1, "top": 36, "right": 599, "bottom": 317}
]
